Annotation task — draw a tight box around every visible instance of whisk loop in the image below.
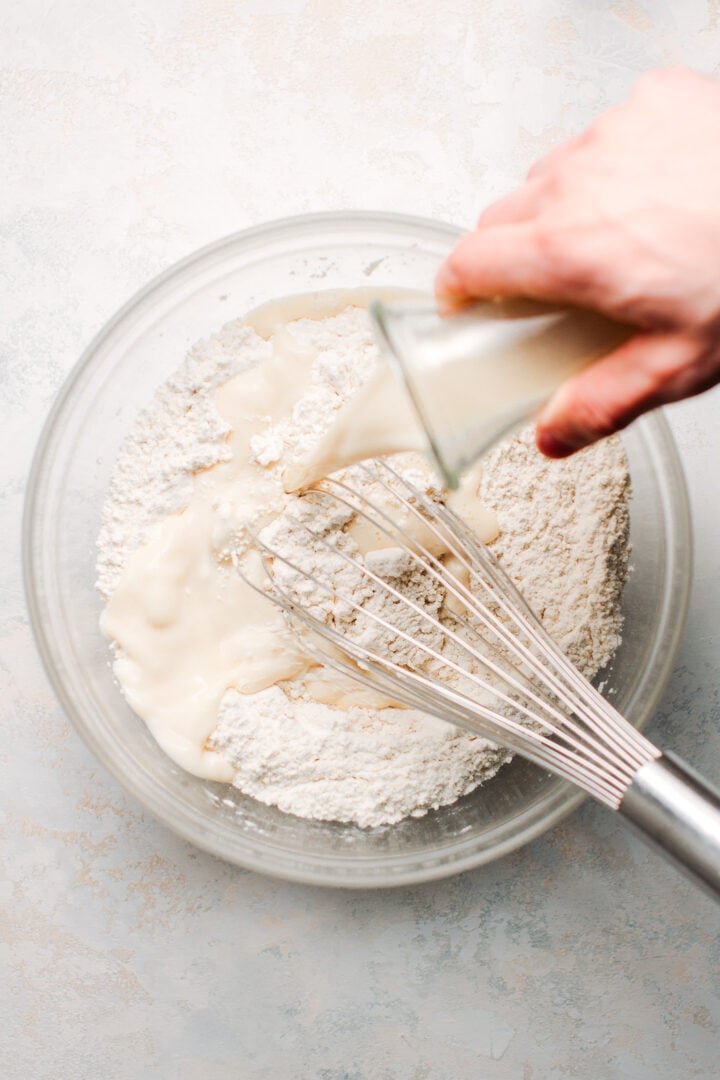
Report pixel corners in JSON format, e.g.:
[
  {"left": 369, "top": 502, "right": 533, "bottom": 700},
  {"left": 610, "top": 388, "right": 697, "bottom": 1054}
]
[{"left": 238, "top": 459, "right": 720, "bottom": 898}]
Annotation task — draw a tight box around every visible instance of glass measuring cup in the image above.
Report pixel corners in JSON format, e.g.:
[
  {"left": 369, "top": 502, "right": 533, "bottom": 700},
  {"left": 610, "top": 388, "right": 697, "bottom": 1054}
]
[{"left": 370, "top": 297, "right": 631, "bottom": 488}]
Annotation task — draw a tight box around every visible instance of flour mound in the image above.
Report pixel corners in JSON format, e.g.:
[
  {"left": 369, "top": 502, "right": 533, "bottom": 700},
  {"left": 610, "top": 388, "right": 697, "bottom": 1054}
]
[
  {"left": 96, "top": 323, "right": 271, "bottom": 598},
  {"left": 211, "top": 687, "right": 507, "bottom": 828}
]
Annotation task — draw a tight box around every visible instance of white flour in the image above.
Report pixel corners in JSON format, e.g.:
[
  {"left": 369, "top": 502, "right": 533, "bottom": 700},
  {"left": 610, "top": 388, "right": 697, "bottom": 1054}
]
[
  {"left": 97, "top": 321, "right": 271, "bottom": 598},
  {"left": 97, "top": 305, "right": 630, "bottom": 828}
]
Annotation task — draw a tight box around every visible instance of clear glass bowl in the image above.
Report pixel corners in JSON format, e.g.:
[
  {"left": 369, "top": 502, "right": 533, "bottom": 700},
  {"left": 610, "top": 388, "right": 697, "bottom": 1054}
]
[{"left": 23, "top": 212, "right": 693, "bottom": 887}]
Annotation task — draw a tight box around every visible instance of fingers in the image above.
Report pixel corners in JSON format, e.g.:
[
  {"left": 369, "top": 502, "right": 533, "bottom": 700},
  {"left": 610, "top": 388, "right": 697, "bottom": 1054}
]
[
  {"left": 535, "top": 330, "right": 715, "bottom": 457},
  {"left": 436, "top": 223, "right": 558, "bottom": 301},
  {"left": 435, "top": 214, "right": 610, "bottom": 305},
  {"left": 526, "top": 140, "right": 574, "bottom": 179},
  {"left": 476, "top": 179, "right": 546, "bottom": 228}
]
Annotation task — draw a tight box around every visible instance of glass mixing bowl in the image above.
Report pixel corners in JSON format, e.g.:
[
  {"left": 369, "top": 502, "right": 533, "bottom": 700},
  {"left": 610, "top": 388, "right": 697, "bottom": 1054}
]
[{"left": 24, "top": 212, "right": 693, "bottom": 887}]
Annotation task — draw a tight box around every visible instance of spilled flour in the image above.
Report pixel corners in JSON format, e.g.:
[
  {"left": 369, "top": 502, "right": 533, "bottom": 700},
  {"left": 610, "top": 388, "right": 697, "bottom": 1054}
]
[{"left": 97, "top": 303, "right": 630, "bottom": 827}]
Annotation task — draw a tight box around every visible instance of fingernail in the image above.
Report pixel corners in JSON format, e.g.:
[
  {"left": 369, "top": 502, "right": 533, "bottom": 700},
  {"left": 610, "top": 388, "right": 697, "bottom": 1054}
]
[
  {"left": 535, "top": 428, "right": 576, "bottom": 459},
  {"left": 434, "top": 262, "right": 463, "bottom": 299}
]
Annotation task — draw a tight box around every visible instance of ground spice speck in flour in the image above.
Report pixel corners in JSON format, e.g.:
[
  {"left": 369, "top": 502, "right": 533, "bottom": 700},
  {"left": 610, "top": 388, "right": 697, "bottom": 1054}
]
[{"left": 97, "top": 305, "right": 630, "bottom": 828}]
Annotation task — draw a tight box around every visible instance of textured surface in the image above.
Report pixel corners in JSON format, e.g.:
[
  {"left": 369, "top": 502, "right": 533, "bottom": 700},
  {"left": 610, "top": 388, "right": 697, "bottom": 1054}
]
[{"left": 3, "top": 2, "right": 720, "bottom": 1077}]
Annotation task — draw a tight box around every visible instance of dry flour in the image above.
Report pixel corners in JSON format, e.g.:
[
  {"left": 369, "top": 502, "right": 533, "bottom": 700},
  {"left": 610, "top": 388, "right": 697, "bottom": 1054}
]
[{"left": 97, "top": 305, "right": 630, "bottom": 827}]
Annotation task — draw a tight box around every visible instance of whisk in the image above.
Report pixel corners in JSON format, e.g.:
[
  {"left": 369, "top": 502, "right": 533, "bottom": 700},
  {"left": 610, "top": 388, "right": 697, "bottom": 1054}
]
[{"left": 240, "top": 460, "right": 720, "bottom": 898}]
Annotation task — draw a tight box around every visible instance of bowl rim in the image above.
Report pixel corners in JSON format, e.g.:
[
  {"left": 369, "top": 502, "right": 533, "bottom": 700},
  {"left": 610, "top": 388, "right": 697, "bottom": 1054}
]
[{"left": 23, "top": 210, "right": 693, "bottom": 887}]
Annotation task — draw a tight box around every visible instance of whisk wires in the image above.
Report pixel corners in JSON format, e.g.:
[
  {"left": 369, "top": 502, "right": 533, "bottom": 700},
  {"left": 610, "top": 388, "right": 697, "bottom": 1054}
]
[{"left": 238, "top": 461, "right": 659, "bottom": 809}]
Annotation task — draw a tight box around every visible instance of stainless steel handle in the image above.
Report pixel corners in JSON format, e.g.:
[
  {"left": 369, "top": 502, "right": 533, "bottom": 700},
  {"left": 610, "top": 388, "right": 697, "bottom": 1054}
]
[{"left": 619, "top": 752, "right": 720, "bottom": 900}]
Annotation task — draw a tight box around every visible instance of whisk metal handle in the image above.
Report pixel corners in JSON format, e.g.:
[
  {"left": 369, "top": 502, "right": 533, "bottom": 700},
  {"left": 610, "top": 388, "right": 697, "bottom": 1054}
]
[{"left": 619, "top": 752, "right": 720, "bottom": 900}]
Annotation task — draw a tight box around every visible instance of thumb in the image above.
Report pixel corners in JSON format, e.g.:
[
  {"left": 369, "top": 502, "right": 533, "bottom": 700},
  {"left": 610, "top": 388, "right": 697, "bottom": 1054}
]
[{"left": 535, "top": 330, "right": 709, "bottom": 458}]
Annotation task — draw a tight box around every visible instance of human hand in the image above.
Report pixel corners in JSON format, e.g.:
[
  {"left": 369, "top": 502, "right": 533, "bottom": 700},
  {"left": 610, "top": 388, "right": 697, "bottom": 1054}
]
[{"left": 435, "top": 68, "right": 720, "bottom": 457}]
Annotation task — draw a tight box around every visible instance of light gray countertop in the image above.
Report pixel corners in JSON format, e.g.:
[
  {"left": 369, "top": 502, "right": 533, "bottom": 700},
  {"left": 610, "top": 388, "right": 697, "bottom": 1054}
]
[{"left": 3, "top": 2, "right": 719, "bottom": 1077}]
